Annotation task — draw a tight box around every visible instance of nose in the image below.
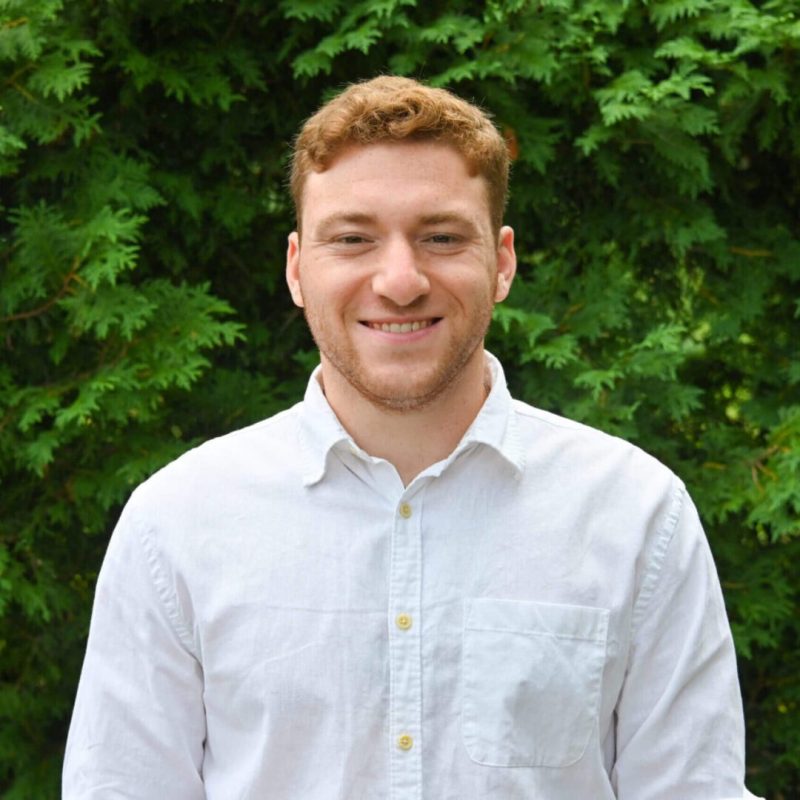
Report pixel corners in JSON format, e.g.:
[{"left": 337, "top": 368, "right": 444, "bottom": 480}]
[{"left": 371, "top": 237, "right": 430, "bottom": 307}]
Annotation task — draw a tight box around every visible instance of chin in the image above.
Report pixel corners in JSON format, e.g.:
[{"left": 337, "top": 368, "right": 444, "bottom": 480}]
[
  {"left": 350, "top": 372, "right": 457, "bottom": 413},
  {"left": 361, "top": 391, "right": 440, "bottom": 413}
]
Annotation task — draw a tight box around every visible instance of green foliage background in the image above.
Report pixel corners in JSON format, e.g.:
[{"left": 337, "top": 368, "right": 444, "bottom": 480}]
[{"left": 1, "top": 0, "right": 798, "bottom": 796}]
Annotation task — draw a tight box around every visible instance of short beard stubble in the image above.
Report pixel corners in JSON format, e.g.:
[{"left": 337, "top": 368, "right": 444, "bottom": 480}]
[{"left": 303, "top": 293, "right": 495, "bottom": 413}]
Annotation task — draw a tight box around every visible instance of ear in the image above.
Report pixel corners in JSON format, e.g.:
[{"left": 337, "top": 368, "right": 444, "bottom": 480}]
[
  {"left": 285, "top": 231, "right": 304, "bottom": 307},
  {"left": 494, "top": 225, "right": 517, "bottom": 303}
]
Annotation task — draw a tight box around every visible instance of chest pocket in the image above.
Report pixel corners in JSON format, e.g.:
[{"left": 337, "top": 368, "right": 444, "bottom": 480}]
[{"left": 462, "top": 598, "right": 609, "bottom": 768}]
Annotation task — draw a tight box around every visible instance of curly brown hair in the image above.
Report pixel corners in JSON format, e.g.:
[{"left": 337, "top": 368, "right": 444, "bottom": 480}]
[{"left": 290, "top": 76, "right": 510, "bottom": 234}]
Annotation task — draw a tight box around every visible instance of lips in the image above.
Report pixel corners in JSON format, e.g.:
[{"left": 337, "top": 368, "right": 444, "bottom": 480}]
[{"left": 364, "top": 319, "right": 438, "bottom": 333}]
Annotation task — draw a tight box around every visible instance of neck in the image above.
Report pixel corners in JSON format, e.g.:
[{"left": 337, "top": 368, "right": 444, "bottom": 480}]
[{"left": 320, "top": 352, "right": 490, "bottom": 486}]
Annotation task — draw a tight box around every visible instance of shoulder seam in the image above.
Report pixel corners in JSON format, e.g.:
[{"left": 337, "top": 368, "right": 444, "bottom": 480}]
[
  {"left": 132, "top": 512, "right": 197, "bottom": 656},
  {"left": 630, "top": 476, "right": 686, "bottom": 636}
]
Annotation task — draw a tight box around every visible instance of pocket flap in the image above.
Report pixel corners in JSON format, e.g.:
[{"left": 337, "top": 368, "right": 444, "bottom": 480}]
[{"left": 465, "top": 598, "right": 608, "bottom": 642}]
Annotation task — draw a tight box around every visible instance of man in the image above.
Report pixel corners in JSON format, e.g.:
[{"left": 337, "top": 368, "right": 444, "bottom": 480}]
[{"left": 64, "top": 76, "right": 757, "bottom": 799}]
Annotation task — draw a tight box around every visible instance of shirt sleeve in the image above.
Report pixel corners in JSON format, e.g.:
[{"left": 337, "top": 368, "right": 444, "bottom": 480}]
[
  {"left": 611, "top": 481, "right": 754, "bottom": 800},
  {"left": 63, "top": 498, "right": 206, "bottom": 799}
]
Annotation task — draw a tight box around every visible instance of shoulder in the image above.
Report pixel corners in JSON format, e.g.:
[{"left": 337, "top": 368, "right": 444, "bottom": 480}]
[
  {"left": 508, "top": 399, "right": 700, "bottom": 605},
  {"left": 510, "top": 397, "right": 681, "bottom": 501},
  {"left": 127, "top": 402, "right": 304, "bottom": 516}
]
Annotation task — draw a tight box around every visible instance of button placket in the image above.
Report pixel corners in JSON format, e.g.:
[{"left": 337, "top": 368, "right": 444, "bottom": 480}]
[{"left": 389, "top": 495, "right": 423, "bottom": 799}]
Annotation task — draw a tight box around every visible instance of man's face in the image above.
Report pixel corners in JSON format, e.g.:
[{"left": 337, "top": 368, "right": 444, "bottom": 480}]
[{"left": 286, "top": 140, "right": 516, "bottom": 412}]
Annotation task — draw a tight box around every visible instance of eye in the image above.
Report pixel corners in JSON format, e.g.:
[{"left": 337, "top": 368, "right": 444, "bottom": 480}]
[
  {"left": 336, "top": 234, "right": 369, "bottom": 245},
  {"left": 424, "top": 233, "right": 463, "bottom": 248}
]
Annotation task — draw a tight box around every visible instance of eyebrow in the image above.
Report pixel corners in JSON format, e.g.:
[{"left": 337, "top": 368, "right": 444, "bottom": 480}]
[
  {"left": 313, "top": 211, "right": 481, "bottom": 236},
  {"left": 417, "top": 213, "right": 478, "bottom": 228},
  {"left": 314, "top": 212, "right": 377, "bottom": 236}
]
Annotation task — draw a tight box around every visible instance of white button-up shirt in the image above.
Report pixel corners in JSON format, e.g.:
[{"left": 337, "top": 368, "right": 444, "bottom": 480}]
[{"left": 64, "top": 354, "right": 756, "bottom": 800}]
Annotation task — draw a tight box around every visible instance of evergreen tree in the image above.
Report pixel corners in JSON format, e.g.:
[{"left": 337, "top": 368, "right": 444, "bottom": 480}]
[{"left": 1, "top": 1, "right": 797, "bottom": 795}]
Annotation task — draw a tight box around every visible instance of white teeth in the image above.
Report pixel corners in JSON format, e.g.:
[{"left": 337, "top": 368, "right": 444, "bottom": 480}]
[{"left": 371, "top": 320, "right": 433, "bottom": 333}]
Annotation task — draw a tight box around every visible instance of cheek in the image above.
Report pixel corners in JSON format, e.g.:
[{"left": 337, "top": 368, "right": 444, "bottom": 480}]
[
  {"left": 452, "top": 268, "right": 498, "bottom": 305},
  {"left": 299, "top": 269, "right": 360, "bottom": 314}
]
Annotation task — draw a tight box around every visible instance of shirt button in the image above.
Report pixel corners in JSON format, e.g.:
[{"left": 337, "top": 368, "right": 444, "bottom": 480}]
[
  {"left": 397, "top": 733, "right": 414, "bottom": 751},
  {"left": 399, "top": 502, "right": 412, "bottom": 519},
  {"left": 395, "top": 613, "right": 412, "bottom": 630}
]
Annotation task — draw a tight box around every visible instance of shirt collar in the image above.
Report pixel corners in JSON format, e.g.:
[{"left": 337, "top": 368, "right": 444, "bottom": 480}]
[
  {"left": 296, "top": 351, "right": 525, "bottom": 486},
  {"left": 457, "top": 351, "right": 525, "bottom": 476},
  {"left": 296, "top": 366, "right": 352, "bottom": 486}
]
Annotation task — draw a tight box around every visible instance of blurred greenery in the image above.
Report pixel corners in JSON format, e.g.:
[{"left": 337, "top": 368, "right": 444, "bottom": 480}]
[{"left": 1, "top": 0, "right": 798, "bottom": 796}]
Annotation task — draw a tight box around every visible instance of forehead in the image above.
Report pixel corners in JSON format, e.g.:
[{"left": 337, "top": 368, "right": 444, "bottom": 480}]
[{"left": 300, "top": 141, "right": 491, "bottom": 228}]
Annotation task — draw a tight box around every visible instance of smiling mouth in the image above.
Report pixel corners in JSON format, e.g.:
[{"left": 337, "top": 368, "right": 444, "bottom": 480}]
[{"left": 364, "top": 319, "right": 439, "bottom": 333}]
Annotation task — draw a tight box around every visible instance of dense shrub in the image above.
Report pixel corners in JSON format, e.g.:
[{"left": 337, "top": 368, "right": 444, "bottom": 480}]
[{"left": 1, "top": 1, "right": 797, "bottom": 796}]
